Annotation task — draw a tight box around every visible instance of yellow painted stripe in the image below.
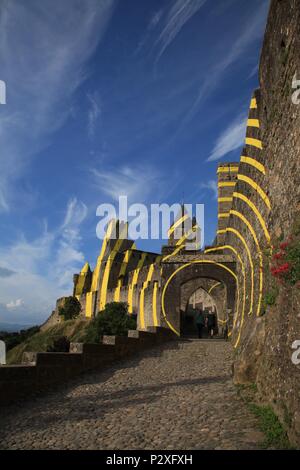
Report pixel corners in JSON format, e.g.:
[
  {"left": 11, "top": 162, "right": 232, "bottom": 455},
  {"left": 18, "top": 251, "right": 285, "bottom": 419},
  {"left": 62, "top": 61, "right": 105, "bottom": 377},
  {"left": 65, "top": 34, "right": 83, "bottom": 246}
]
[
  {"left": 91, "top": 219, "right": 115, "bottom": 291},
  {"left": 114, "top": 248, "right": 135, "bottom": 301},
  {"left": 240, "top": 156, "right": 265, "bottom": 175},
  {"left": 218, "top": 182, "right": 236, "bottom": 188},
  {"left": 218, "top": 197, "right": 233, "bottom": 203},
  {"left": 163, "top": 225, "right": 198, "bottom": 261},
  {"left": 247, "top": 118, "right": 260, "bottom": 128},
  {"left": 175, "top": 224, "right": 198, "bottom": 246},
  {"left": 139, "top": 261, "right": 157, "bottom": 329},
  {"left": 218, "top": 319, "right": 228, "bottom": 325},
  {"left": 85, "top": 292, "right": 93, "bottom": 318},
  {"left": 168, "top": 214, "right": 189, "bottom": 236},
  {"left": 217, "top": 166, "right": 239, "bottom": 173},
  {"left": 233, "top": 192, "right": 271, "bottom": 243},
  {"left": 114, "top": 279, "right": 122, "bottom": 302},
  {"left": 162, "top": 244, "right": 185, "bottom": 262},
  {"left": 237, "top": 174, "right": 271, "bottom": 209},
  {"left": 162, "top": 260, "right": 238, "bottom": 336},
  {"left": 218, "top": 213, "right": 230, "bottom": 218},
  {"left": 99, "top": 223, "right": 128, "bottom": 311},
  {"left": 230, "top": 209, "right": 263, "bottom": 317},
  {"left": 218, "top": 227, "right": 254, "bottom": 315},
  {"left": 81, "top": 262, "right": 90, "bottom": 274},
  {"left": 250, "top": 98, "right": 257, "bottom": 109},
  {"left": 245, "top": 137, "right": 262, "bottom": 150},
  {"left": 208, "top": 282, "right": 221, "bottom": 294},
  {"left": 152, "top": 282, "right": 159, "bottom": 327},
  {"left": 128, "top": 253, "right": 147, "bottom": 313}
]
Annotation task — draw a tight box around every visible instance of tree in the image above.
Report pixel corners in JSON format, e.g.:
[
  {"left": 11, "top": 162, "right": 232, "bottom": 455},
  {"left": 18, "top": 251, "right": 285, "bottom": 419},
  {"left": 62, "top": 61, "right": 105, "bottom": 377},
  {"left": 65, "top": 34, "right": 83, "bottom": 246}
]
[{"left": 84, "top": 302, "right": 136, "bottom": 343}]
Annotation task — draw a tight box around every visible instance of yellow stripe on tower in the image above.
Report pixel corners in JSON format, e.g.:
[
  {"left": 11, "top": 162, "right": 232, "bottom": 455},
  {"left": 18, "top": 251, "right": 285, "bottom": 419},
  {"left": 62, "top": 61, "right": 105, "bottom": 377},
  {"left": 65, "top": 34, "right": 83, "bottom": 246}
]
[
  {"left": 247, "top": 119, "right": 260, "bottom": 128},
  {"left": 91, "top": 219, "right": 115, "bottom": 292},
  {"left": 139, "top": 259, "right": 158, "bottom": 329},
  {"left": 218, "top": 213, "right": 230, "bottom": 219},
  {"left": 233, "top": 192, "right": 271, "bottom": 243},
  {"left": 218, "top": 182, "right": 236, "bottom": 188},
  {"left": 152, "top": 282, "right": 159, "bottom": 327},
  {"left": 218, "top": 227, "right": 254, "bottom": 315},
  {"left": 240, "top": 156, "right": 265, "bottom": 175},
  {"left": 99, "top": 223, "right": 128, "bottom": 311},
  {"left": 114, "top": 247, "right": 135, "bottom": 301},
  {"left": 85, "top": 292, "right": 93, "bottom": 318},
  {"left": 230, "top": 209, "right": 263, "bottom": 317},
  {"left": 114, "top": 279, "right": 122, "bottom": 302},
  {"left": 245, "top": 137, "right": 263, "bottom": 150},
  {"left": 217, "top": 166, "right": 239, "bottom": 173},
  {"left": 250, "top": 98, "right": 257, "bottom": 109},
  {"left": 218, "top": 197, "right": 233, "bottom": 203},
  {"left": 128, "top": 253, "right": 147, "bottom": 313},
  {"left": 237, "top": 174, "right": 271, "bottom": 209},
  {"left": 168, "top": 214, "right": 189, "bottom": 236}
]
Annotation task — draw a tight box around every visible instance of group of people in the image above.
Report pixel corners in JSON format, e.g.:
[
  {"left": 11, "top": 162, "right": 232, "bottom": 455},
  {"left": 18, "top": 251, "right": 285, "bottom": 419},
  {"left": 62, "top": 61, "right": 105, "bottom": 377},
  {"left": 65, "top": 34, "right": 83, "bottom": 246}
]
[{"left": 195, "top": 309, "right": 216, "bottom": 339}]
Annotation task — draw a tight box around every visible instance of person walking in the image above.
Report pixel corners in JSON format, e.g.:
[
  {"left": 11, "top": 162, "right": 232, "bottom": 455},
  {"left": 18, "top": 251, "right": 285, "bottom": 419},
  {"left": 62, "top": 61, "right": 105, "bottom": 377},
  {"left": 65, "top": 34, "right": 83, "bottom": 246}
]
[
  {"left": 195, "top": 309, "right": 205, "bottom": 339},
  {"left": 207, "top": 312, "right": 216, "bottom": 338}
]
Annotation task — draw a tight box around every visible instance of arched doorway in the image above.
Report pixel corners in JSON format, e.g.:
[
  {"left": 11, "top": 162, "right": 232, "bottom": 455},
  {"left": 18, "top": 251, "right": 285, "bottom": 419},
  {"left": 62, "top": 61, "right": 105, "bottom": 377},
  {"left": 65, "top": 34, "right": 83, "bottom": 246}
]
[
  {"left": 161, "top": 257, "right": 237, "bottom": 336},
  {"left": 181, "top": 286, "right": 218, "bottom": 337}
]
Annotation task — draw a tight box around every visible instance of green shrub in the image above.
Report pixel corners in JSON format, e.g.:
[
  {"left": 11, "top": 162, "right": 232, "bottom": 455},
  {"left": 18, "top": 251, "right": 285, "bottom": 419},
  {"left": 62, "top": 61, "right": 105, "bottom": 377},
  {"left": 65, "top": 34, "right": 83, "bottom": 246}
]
[
  {"left": 84, "top": 302, "right": 136, "bottom": 343},
  {"left": 58, "top": 296, "right": 81, "bottom": 320},
  {"left": 46, "top": 336, "right": 70, "bottom": 352},
  {"left": 263, "top": 288, "right": 279, "bottom": 307}
]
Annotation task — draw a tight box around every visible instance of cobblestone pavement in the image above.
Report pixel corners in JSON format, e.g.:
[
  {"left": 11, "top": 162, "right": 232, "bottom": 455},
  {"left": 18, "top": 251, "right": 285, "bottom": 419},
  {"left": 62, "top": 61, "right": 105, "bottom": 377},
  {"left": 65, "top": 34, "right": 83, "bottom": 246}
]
[{"left": 0, "top": 340, "right": 265, "bottom": 450}]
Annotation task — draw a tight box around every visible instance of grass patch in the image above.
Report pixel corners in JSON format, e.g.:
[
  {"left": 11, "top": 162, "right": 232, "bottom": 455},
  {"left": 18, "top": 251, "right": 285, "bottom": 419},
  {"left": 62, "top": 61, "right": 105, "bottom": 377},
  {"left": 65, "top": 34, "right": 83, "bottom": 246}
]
[{"left": 248, "top": 404, "right": 291, "bottom": 449}]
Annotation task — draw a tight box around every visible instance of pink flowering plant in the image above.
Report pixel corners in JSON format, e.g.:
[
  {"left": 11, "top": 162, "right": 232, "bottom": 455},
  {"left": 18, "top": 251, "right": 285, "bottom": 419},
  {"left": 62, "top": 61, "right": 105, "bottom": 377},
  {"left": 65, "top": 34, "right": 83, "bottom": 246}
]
[{"left": 270, "top": 238, "right": 300, "bottom": 287}]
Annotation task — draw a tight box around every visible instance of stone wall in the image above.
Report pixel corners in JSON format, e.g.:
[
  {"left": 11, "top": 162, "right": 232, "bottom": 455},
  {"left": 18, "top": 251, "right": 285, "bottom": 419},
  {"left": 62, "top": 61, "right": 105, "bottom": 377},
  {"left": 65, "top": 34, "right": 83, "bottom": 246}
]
[
  {"left": 0, "top": 327, "right": 176, "bottom": 407},
  {"left": 223, "top": 0, "right": 300, "bottom": 446}
]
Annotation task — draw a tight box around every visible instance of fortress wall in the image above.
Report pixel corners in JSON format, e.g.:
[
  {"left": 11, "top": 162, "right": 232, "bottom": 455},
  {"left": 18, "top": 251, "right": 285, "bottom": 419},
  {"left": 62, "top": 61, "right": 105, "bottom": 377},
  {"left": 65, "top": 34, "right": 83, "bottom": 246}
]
[{"left": 225, "top": 0, "right": 300, "bottom": 445}]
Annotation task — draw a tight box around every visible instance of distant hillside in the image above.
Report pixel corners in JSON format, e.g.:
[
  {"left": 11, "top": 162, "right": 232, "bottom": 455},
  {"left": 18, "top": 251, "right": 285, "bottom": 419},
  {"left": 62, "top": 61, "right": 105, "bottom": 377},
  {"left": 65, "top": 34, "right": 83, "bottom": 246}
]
[
  {"left": 6, "top": 318, "right": 89, "bottom": 365},
  {"left": 0, "top": 322, "right": 35, "bottom": 332}
]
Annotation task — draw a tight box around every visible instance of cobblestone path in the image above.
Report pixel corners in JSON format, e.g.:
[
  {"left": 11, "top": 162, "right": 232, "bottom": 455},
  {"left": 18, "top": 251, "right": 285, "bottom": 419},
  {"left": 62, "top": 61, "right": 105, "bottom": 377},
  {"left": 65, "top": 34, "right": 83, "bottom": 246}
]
[{"left": 0, "top": 340, "right": 265, "bottom": 450}]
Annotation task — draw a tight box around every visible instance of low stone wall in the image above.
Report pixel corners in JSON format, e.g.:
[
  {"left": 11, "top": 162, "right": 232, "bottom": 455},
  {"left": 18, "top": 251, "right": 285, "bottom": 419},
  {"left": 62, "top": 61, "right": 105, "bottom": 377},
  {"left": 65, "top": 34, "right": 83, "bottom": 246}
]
[{"left": 0, "top": 327, "right": 176, "bottom": 407}]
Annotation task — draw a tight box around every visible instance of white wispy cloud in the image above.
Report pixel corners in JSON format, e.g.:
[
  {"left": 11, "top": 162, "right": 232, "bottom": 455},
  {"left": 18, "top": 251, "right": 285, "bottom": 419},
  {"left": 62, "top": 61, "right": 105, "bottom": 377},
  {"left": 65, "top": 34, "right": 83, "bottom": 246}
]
[
  {"left": 0, "top": 198, "right": 88, "bottom": 323},
  {"left": 199, "top": 180, "right": 218, "bottom": 199},
  {"left": 207, "top": 114, "right": 247, "bottom": 162},
  {"left": 87, "top": 91, "right": 102, "bottom": 138},
  {"left": 6, "top": 299, "right": 24, "bottom": 309},
  {"left": 91, "top": 165, "right": 164, "bottom": 203},
  {"left": 0, "top": 0, "right": 116, "bottom": 212},
  {"left": 154, "top": 0, "right": 207, "bottom": 62}
]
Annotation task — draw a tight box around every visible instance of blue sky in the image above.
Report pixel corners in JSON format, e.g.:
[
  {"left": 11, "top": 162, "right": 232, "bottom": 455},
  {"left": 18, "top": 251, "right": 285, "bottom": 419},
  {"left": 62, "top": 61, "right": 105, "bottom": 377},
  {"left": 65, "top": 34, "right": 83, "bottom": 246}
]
[{"left": 0, "top": 0, "right": 270, "bottom": 325}]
